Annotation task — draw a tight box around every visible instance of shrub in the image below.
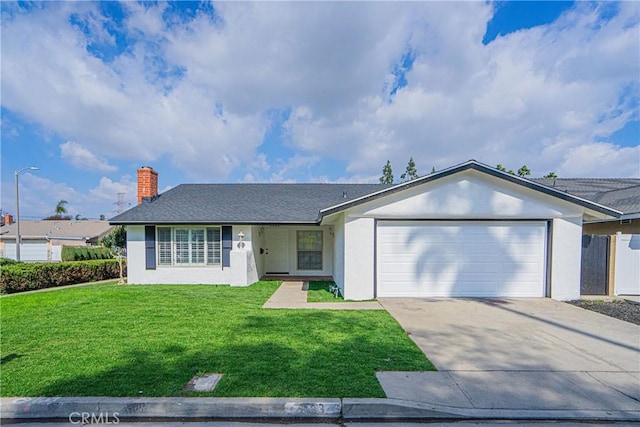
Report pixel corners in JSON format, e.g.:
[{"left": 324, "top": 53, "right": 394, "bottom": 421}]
[
  {"left": 0, "top": 258, "right": 20, "bottom": 266},
  {"left": 61, "top": 246, "right": 113, "bottom": 262},
  {"left": 100, "top": 225, "right": 126, "bottom": 251},
  {"left": 0, "top": 259, "right": 125, "bottom": 294}
]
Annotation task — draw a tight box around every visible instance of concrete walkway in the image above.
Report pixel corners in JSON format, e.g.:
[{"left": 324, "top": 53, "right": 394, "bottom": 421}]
[{"left": 262, "top": 281, "right": 382, "bottom": 310}]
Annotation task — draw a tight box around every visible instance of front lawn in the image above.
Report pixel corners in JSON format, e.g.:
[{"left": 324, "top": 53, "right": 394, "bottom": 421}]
[
  {"left": 307, "top": 280, "right": 345, "bottom": 302},
  {"left": 1, "top": 281, "right": 433, "bottom": 397}
]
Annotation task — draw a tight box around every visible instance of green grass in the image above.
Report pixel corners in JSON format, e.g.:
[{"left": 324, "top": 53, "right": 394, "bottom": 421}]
[
  {"left": 0, "top": 281, "right": 433, "bottom": 397},
  {"left": 306, "top": 281, "right": 345, "bottom": 302}
]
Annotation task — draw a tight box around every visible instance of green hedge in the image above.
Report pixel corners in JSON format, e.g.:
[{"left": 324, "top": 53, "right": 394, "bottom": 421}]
[
  {"left": 61, "top": 246, "right": 113, "bottom": 261},
  {"left": 0, "top": 260, "right": 124, "bottom": 294}
]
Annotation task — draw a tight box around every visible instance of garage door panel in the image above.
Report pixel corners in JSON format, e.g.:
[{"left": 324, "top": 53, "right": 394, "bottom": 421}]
[
  {"left": 2, "top": 242, "right": 48, "bottom": 261},
  {"left": 377, "top": 221, "right": 546, "bottom": 298},
  {"left": 21, "top": 243, "right": 49, "bottom": 261}
]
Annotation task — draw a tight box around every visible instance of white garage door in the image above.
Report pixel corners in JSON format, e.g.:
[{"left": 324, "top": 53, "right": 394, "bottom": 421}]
[
  {"left": 3, "top": 242, "right": 49, "bottom": 261},
  {"left": 377, "top": 221, "right": 547, "bottom": 297}
]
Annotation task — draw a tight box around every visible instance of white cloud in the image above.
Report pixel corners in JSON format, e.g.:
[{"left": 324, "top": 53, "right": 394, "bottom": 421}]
[
  {"left": 1, "top": 3, "right": 267, "bottom": 181},
  {"left": 558, "top": 142, "right": 640, "bottom": 177},
  {"left": 282, "top": 2, "right": 639, "bottom": 178},
  {"left": 0, "top": 173, "right": 138, "bottom": 220},
  {"left": 60, "top": 141, "right": 117, "bottom": 172},
  {"left": 252, "top": 153, "right": 270, "bottom": 172},
  {"left": 89, "top": 176, "right": 136, "bottom": 203},
  {"left": 3, "top": 173, "right": 79, "bottom": 219},
  {"left": 1, "top": 1, "right": 638, "bottom": 187},
  {"left": 268, "top": 154, "right": 320, "bottom": 183}
]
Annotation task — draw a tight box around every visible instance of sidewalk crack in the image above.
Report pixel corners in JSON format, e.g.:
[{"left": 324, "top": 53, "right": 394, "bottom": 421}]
[
  {"left": 446, "top": 371, "right": 476, "bottom": 408},
  {"left": 586, "top": 372, "right": 640, "bottom": 403}
]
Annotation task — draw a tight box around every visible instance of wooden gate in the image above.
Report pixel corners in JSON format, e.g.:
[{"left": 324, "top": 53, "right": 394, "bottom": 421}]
[{"left": 580, "top": 235, "right": 609, "bottom": 295}]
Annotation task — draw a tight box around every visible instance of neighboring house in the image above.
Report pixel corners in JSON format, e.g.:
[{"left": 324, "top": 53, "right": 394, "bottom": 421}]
[
  {"left": 532, "top": 178, "right": 640, "bottom": 235},
  {"left": 110, "top": 162, "right": 627, "bottom": 301},
  {"left": 531, "top": 178, "right": 639, "bottom": 297},
  {"left": 0, "top": 220, "right": 115, "bottom": 262}
]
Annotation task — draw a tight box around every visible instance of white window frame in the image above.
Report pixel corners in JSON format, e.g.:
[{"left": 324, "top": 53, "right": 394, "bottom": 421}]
[{"left": 157, "top": 226, "right": 222, "bottom": 267}]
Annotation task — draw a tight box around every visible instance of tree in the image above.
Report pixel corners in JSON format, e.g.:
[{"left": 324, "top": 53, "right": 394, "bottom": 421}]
[
  {"left": 400, "top": 157, "right": 419, "bottom": 182},
  {"left": 431, "top": 166, "right": 437, "bottom": 174},
  {"left": 55, "top": 200, "right": 68, "bottom": 215},
  {"left": 75, "top": 214, "right": 81, "bottom": 221},
  {"left": 99, "top": 214, "right": 106, "bottom": 221},
  {"left": 379, "top": 160, "right": 394, "bottom": 184},
  {"left": 496, "top": 164, "right": 515, "bottom": 175},
  {"left": 43, "top": 200, "right": 71, "bottom": 220},
  {"left": 101, "top": 225, "right": 126, "bottom": 250},
  {"left": 498, "top": 163, "right": 558, "bottom": 179}
]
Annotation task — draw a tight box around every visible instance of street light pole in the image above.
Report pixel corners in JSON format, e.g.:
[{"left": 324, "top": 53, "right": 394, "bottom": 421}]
[{"left": 15, "top": 166, "right": 39, "bottom": 261}]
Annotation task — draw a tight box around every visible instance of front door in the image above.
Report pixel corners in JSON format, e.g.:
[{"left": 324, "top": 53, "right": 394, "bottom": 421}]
[{"left": 264, "top": 228, "right": 289, "bottom": 274}]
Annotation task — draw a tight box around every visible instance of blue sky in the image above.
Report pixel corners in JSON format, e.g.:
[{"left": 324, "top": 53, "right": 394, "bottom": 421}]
[{"left": 1, "top": 1, "right": 638, "bottom": 220}]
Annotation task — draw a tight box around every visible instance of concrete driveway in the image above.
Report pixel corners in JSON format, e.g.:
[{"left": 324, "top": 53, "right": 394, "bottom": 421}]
[{"left": 378, "top": 298, "right": 640, "bottom": 412}]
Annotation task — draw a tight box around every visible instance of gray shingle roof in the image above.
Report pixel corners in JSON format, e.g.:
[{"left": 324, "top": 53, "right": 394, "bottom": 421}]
[
  {"left": 110, "top": 162, "right": 637, "bottom": 225},
  {"left": 532, "top": 178, "right": 640, "bottom": 215},
  {"left": 0, "top": 220, "right": 114, "bottom": 240},
  {"left": 110, "top": 183, "right": 389, "bottom": 224}
]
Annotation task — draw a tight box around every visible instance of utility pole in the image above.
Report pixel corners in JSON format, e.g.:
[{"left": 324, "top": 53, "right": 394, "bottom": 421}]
[{"left": 15, "top": 166, "right": 39, "bottom": 261}]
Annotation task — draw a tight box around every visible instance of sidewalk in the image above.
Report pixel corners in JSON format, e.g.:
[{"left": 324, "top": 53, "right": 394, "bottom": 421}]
[{"left": 262, "top": 281, "right": 382, "bottom": 310}]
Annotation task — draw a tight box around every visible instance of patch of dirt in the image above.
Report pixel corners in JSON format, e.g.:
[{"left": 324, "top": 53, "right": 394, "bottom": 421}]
[{"left": 567, "top": 299, "right": 640, "bottom": 326}]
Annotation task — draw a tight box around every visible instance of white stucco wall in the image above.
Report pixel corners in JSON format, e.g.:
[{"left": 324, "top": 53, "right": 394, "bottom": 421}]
[
  {"left": 231, "top": 225, "right": 259, "bottom": 286},
  {"left": 126, "top": 224, "right": 258, "bottom": 285},
  {"left": 347, "top": 171, "right": 584, "bottom": 220},
  {"left": 251, "top": 225, "right": 265, "bottom": 279},
  {"left": 613, "top": 234, "right": 640, "bottom": 296},
  {"left": 337, "top": 171, "right": 594, "bottom": 301},
  {"left": 550, "top": 217, "right": 583, "bottom": 300},
  {"left": 342, "top": 216, "right": 375, "bottom": 300},
  {"left": 330, "top": 214, "right": 345, "bottom": 295}
]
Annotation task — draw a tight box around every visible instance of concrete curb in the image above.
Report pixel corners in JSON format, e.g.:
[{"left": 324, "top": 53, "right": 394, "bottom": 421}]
[
  {"left": 0, "top": 397, "right": 341, "bottom": 422},
  {"left": 342, "top": 398, "right": 640, "bottom": 421},
  {"left": 2, "top": 397, "right": 640, "bottom": 422}
]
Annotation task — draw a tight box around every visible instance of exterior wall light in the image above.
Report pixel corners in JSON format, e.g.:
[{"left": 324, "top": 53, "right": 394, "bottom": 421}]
[{"left": 237, "top": 231, "right": 245, "bottom": 249}]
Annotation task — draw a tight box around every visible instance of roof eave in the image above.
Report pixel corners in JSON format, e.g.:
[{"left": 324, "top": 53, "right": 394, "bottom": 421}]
[
  {"left": 109, "top": 220, "right": 321, "bottom": 226},
  {"left": 585, "top": 212, "right": 640, "bottom": 223}
]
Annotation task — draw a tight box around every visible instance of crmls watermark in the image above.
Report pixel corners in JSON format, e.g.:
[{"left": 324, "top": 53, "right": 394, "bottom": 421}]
[{"left": 68, "top": 411, "right": 120, "bottom": 425}]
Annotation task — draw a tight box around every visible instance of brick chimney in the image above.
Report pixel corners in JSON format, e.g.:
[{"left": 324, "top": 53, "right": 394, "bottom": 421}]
[
  {"left": 2, "top": 213, "right": 13, "bottom": 225},
  {"left": 137, "top": 166, "right": 158, "bottom": 204}
]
